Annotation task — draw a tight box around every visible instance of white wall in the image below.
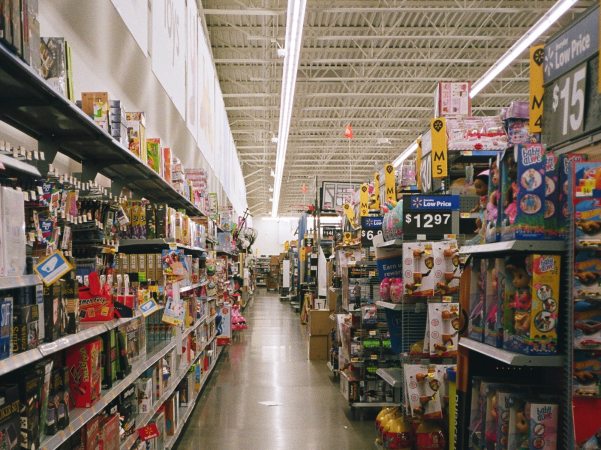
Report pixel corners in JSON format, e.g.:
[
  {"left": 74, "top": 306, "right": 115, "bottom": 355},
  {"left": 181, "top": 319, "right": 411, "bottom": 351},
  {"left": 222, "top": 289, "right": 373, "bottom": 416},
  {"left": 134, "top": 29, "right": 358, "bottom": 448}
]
[
  {"left": 253, "top": 218, "right": 299, "bottom": 256},
  {"left": 252, "top": 216, "right": 342, "bottom": 256}
]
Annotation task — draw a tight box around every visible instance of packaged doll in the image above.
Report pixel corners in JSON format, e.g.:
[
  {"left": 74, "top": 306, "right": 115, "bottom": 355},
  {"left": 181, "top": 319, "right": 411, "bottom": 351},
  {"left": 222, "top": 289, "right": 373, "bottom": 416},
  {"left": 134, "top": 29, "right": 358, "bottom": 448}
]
[
  {"left": 471, "top": 171, "right": 489, "bottom": 234},
  {"left": 505, "top": 257, "right": 532, "bottom": 335}
]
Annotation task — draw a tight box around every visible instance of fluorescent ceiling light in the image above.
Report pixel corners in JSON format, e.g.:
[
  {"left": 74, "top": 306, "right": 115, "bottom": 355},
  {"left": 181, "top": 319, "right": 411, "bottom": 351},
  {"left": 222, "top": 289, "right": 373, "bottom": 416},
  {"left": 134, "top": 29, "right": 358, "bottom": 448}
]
[
  {"left": 470, "top": 0, "right": 577, "bottom": 97},
  {"left": 270, "top": 168, "right": 275, "bottom": 177},
  {"left": 269, "top": 186, "right": 274, "bottom": 192},
  {"left": 393, "top": 141, "right": 419, "bottom": 168},
  {"left": 271, "top": 0, "right": 307, "bottom": 217},
  {"left": 269, "top": 197, "right": 274, "bottom": 202}
]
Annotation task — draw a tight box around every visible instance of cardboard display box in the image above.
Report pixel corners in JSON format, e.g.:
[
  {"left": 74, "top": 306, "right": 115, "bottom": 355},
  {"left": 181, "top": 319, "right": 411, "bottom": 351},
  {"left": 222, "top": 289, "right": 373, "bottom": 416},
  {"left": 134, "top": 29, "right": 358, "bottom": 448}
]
[
  {"left": 308, "top": 309, "right": 332, "bottom": 336},
  {"left": 308, "top": 335, "right": 329, "bottom": 360}
]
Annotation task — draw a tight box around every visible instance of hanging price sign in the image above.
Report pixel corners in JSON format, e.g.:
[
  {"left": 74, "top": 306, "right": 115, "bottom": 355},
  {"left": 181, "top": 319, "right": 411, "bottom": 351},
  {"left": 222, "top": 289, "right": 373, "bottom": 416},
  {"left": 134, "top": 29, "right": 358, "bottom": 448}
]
[
  {"left": 360, "top": 216, "right": 383, "bottom": 247},
  {"left": 402, "top": 195, "right": 459, "bottom": 238}
]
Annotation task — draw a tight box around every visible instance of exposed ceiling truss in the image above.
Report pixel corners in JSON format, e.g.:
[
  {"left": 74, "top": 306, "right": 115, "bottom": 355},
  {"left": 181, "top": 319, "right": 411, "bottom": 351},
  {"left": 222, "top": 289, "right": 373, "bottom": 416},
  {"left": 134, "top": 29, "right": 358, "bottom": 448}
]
[{"left": 201, "top": 0, "right": 595, "bottom": 216}]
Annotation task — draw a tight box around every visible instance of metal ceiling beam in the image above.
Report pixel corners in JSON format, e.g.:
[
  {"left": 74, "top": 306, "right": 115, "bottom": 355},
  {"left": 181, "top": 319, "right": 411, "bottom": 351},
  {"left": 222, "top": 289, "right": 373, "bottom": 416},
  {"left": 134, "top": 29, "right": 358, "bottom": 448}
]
[
  {"left": 226, "top": 105, "right": 502, "bottom": 112},
  {"left": 203, "top": 8, "right": 283, "bottom": 16},
  {"left": 223, "top": 92, "right": 522, "bottom": 99}
]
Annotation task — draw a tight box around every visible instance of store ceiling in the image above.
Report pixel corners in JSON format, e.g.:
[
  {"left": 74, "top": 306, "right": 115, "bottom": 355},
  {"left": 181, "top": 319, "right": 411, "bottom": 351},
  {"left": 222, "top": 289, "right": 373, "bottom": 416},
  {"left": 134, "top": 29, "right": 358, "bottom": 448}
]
[{"left": 201, "top": 0, "right": 594, "bottom": 217}]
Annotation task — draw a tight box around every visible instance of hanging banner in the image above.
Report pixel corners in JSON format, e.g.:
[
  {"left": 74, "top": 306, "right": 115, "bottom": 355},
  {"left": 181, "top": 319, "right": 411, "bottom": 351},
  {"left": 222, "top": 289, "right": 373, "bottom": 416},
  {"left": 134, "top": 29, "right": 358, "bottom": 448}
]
[
  {"left": 384, "top": 164, "right": 396, "bottom": 203},
  {"left": 151, "top": 0, "right": 186, "bottom": 117},
  {"left": 343, "top": 203, "right": 357, "bottom": 228},
  {"left": 186, "top": 0, "right": 199, "bottom": 137},
  {"left": 111, "top": 0, "right": 148, "bottom": 55},
  {"left": 416, "top": 138, "right": 423, "bottom": 191},
  {"left": 373, "top": 173, "right": 380, "bottom": 210},
  {"left": 359, "top": 183, "right": 369, "bottom": 216},
  {"left": 431, "top": 118, "right": 448, "bottom": 178},
  {"left": 529, "top": 45, "right": 544, "bottom": 134}
]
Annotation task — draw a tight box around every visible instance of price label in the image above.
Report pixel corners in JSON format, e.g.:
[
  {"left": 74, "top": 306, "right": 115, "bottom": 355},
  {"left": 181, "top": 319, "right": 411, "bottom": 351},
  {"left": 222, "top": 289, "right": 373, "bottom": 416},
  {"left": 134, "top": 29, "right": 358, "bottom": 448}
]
[
  {"left": 360, "top": 216, "right": 383, "bottom": 247},
  {"left": 551, "top": 64, "right": 586, "bottom": 137},
  {"left": 360, "top": 228, "right": 382, "bottom": 246},
  {"left": 402, "top": 195, "right": 458, "bottom": 238}
]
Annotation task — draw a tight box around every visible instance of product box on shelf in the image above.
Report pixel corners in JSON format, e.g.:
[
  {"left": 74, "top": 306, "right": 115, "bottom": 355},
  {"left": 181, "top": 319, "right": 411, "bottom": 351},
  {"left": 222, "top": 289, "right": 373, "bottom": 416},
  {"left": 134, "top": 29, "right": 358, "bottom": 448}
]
[
  {"left": 22, "top": 0, "right": 41, "bottom": 71},
  {"left": 135, "top": 377, "right": 153, "bottom": 415},
  {"left": 146, "top": 138, "right": 161, "bottom": 174},
  {"left": 446, "top": 116, "right": 508, "bottom": 152},
  {"left": 66, "top": 338, "right": 102, "bottom": 408},
  {"left": 485, "top": 156, "right": 501, "bottom": 243},
  {"left": 467, "top": 258, "right": 485, "bottom": 342},
  {"left": 574, "top": 250, "right": 601, "bottom": 300},
  {"left": 100, "top": 413, "right": 120, "bottom": 450},
  {"left": 0, "top": 384, "right": 20, "bottom": 450},
  {"left": 404, "top": 364, "right": 443, "bottom": 419},
  {"left": 503, "top": 254, "right": 560, "bottom": 355},
  {"left": 39, "top": 37, "right": 67, "bottom": 96},
  {"left": 125, "top": 112, "right": 146, "bottom": 161},
  {"left": 574, "top": 300, "right": 601, "bottom": 350},
  {"left": 427, "top": 303, "right": 460, "bottom": 357},
  {"left": 573, "top": 161, "right": 601, "bottom": 247},
  {"left": 12, "top": 303, "right": 39, "bottom": 353},
  {"left": 62, "top": 276, "right": 80, "bottom": 334},
  {"left": 81, "top": 92, "right": 109, "bottom": 131},
  {"left": 0, "top": 296, "right": 12, "bottom": 360},
  {"left": 527, "top": 402, "right": 558, "bottom": 450},
  {"left": 403, "top": 242, "right": 436, "bottom": 298},
  {"left": 560, "top": 153, "right": 587, "bottom": 234},
  {"left": 5, "top": 371, "right": 41, "bottom": 450},
  {"left": 0, "top": 186, "right": 26, "bottom": 277},
  {"left": 501, "top": 144, "right": 548, "bottom": 241},
  {"left": 436, "top": 240, "right": 460, "bottom": 296},
  {"left": 80, "top": 414, "right": 100, "bottom": 450},
  {"left": 544, "top": 152, "right": 561, "bottom": 237},
  {"left": 484, "top": 258, "right": 505, "bottom": 348},
  {"left": 43, "top": 283, "right": 62, "bottom": 343},
  {"left": 574, "top": 351, "right": 601, "bottom": 397}
]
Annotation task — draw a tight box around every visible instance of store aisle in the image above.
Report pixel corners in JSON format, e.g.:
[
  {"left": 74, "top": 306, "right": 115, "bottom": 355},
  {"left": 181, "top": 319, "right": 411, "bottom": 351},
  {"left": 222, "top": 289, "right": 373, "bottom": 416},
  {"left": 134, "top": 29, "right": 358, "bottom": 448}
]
[{"left": 174, "top": 293, "right": 375, "bottom": 450}]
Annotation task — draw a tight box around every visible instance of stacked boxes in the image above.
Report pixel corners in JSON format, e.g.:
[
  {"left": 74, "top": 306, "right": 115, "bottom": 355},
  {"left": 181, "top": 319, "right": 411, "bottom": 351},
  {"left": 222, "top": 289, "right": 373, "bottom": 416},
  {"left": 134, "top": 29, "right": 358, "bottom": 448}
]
[
  {"left": 125, "top": 112, "right": 146, "bottom": 162},
  {"left": 81, "top": 92, "right": 109, "bottom": 132},
  {"left": 308, "top": 309, "right": 332, "bottom": 360},
  {"left": 109, "top": 99, "right": 128, "bottom": 147}
]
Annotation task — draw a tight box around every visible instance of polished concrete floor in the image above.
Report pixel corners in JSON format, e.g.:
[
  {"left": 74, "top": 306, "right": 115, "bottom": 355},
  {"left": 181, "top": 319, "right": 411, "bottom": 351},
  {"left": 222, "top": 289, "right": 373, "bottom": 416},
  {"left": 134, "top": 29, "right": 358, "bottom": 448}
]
[{"left": 174, "top": 293, "right": 375, "bottom": 450}]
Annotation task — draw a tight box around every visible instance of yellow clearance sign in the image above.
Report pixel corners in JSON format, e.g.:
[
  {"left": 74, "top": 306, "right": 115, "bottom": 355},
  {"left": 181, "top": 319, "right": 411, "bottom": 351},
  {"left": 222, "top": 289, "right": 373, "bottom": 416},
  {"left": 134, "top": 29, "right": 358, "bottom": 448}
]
[
  {"left": 384, "top": 164, "right": 396, "bottom": 203},
  {"left": 359, "top": 183, "right": 369, "bottom": 216},
  {"left": 431, "top": 118, "right": 448, "bottom": 178},
  {"left": 529, "top": 45, "right": 544, "bottom": 133},
  {"left": 343, "top": 202, "right": 356, "bottom": 228}
]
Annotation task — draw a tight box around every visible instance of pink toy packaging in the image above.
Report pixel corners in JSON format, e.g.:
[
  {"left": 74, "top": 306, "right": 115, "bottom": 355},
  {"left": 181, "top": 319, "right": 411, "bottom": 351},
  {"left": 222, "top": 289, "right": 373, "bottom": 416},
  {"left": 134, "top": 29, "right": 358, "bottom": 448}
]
[
  {"left": 544, "top": 152, "right": 561, "bottom": 237},
  {"left": 484, "top": 259, "right": 505, "bottom": 348},
  {"left": 527, "top": 402, "right": 558, "bottom": 450},
  {"left": 485, "top": 157, "right": 501, "bottom": 243}
]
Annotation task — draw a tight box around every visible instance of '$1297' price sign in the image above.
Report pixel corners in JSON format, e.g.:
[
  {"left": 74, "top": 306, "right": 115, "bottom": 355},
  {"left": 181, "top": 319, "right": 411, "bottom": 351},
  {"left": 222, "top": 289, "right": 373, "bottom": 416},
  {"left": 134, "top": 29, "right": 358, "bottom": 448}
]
[{"left": 402, "top": 195, "right": 458, "bottom": 238}]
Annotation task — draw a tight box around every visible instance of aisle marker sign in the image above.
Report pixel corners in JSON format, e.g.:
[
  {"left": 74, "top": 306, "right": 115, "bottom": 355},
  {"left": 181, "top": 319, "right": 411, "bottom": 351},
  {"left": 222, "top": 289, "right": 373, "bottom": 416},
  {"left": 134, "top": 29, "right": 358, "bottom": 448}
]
[
  {"left": 34, "top": 250, "right": 73, "bottom": 286},
  {"left": 373, "top": 173, "right": 381, "bottom": 210},
  {"left": 343, "top": 203, "right": 357, "bottom": 228},
  {"left": 359, "top": 183, "right": 369, "bottom": 216},
  {"left": 529, "top": 45, "right": 544, "bottom": 133},
  {"left": 384, "top": 164, "right": 396, "bottom": 203},
  {"left": 431, "top": 118, "right": 448, "bottom": 178}
]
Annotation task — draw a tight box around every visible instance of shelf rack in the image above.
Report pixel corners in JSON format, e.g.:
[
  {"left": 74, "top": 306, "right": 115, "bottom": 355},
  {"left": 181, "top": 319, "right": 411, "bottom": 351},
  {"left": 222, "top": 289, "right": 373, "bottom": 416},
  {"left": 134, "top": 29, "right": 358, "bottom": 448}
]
[
  {"left": 0, "top": 153, "right": 42, "bottom": 177},
  {"left": 459, "top": 338, "right": 564, "bottom": 367},
  {"left": 375, "top": 368, "right": 403, "bottom": 388},
  {"left": 0, "top": 273, "right": 41, "bottom": 290},
  {"left": 163, "top": 345, "right": 224, "bottom": 449},
  {"left": 118, "top": 238, "right": 206, "bottom": 254},
  {"left": 375, "top": 301, "right": 427, "bottom": 313},
  {"left": 0, "top": 43, "right": 205, "bottom": 216},
  {"left": 459, "top": 239, "right": 565, "bottom": 255},
  {"left": 376, "top": 239, "right": 403, "bottom": 248}
]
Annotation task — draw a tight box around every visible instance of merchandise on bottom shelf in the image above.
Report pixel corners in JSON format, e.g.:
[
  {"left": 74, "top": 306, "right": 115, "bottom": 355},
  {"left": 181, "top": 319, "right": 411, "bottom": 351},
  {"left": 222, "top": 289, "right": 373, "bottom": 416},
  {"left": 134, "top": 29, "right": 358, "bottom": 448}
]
[{"left": 467, "top": 377, "right": 558, "bottom": 450}]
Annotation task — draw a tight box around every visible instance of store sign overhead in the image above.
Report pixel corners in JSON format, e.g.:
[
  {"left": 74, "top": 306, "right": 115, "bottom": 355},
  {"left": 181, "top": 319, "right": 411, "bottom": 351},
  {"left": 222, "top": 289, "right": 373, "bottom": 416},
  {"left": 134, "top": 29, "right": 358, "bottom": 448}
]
[{"left": 544, "top": 6, "right": 598, "bottom": 83}]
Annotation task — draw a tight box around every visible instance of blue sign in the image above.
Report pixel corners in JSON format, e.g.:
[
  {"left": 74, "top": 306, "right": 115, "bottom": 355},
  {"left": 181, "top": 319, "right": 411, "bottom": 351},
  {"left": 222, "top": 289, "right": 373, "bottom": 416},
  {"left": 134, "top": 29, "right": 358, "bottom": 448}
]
[
  {"left": 377, "top": 257, "right": 402, "bottom": 281},
  {"left": 361, "top": 216, "right": 384, "bottom": 230},
  {"left": 34, "top": 250, "right": 73, "bottom": 286},
  {"left": 544, "top": 6, "right": 598, "bottom": 83},
  {"left": 405, "top": 195, "right": 460, "bottom": 211}
]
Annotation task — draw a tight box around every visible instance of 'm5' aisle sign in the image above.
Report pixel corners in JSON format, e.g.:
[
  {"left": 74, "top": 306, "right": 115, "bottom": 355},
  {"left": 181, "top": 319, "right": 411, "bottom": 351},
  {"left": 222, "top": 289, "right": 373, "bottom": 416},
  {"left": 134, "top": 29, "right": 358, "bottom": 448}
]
[{"left": 402, "top": 195, "right": 459, "bottom": 239}]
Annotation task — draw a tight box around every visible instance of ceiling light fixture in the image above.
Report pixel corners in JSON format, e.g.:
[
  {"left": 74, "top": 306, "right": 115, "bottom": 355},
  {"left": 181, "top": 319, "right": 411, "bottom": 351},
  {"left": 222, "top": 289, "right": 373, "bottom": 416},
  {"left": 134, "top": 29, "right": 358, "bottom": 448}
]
[
  {"left": 271, "top": 0, "right": 307, "bottom": 218},
  {"left": 270, "top": 168, "right": 275, "bottom": 177},
  {"left": 269, "top": 186, "right": 274, "bottom": 192},
  {"left": 470, "top": 0, "right": 577, "bottom": 97},
  {"left": 393, "top": 141, "right": 419, "bottom": 168},
  {"left": 271, "top": 134, "right": 279, "bottom": 144}
]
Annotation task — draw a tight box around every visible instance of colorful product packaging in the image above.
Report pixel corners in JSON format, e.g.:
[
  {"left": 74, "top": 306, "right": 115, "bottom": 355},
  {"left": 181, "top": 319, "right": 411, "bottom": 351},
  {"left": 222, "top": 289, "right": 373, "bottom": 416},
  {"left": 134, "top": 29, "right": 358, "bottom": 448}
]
[
  {"left": 66, "top": 338, "right": 102, "bottom": 408},
  {"left": 527, "top": 402, "right": 558, "bottom": 450},
  {"left": 146, "top": 137, "right": 161, "bottom": 174},
  {"left": 467, "top": 258, "right": 485, "bottom": 342},
  {"left": 125, "top": 112, "right": 146, "bottom": 162},
  {"left": 427, "top": 303, "right": 460, "bottom": 357}
]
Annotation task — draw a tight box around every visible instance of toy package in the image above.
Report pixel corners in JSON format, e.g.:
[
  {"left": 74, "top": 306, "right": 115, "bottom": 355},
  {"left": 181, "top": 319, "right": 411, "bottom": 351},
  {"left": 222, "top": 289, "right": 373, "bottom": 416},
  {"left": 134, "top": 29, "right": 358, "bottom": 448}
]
[
  {"left": 573, "top": 162, "right": 601, "bottom": 247},
  {"left": 66, "top": 338, "right": 102, "bottom": 408},
  {"left": 146, "top": 138, "right": 161, "bottom": 174},
  {"left": 497, "top": 390, "right": 517, "bottom": 449},
  {"left": 404, "top": 364, "right": 443, "bottom": 420},
  {"left": 544, "top": 153, "right": 561, "bottom": 237},
  {"left": 427, "top": 303, "right": 460, "bottom": 357},
  {"left": 559, "top": 154, "right": 587, "bottom": 234},
  {"left": 574, "top": 351, "right": 601, "bottom": 397},
  {"left": 433, "top": 240, "right": 460, "bottom": 296},
  {"left": 446, "top": 116, "right": 508, "bottom": 151},
  {"left": 574, "top": 250, "right": 601, "bottom": 300},
  {"left": 503, "top": 254, "right": 560, "bottom": 355},
  {"left": 501, "top": 144, "right": 547, "bottom": 240},
  {"left": 403, "top": 242, "right": 436, "bottom": 298},
  {"left": 483, "top": 382, "right": 504, "bottom": 450},
  {"left": 0, "top": 296, "right": 12, "bottom": 360},
  {"left": 485, "top": 157, "right": 501, "bottom": 243},
  {"left": 125, "top": 112, "right": 146, "bottom": 162},
  {"left": 508, "top": 394, "right": 530, "bottom": 450},
  {"left": 0, "top": 384, "right": 20, "bottom": 450},
  {"left": 468, "top": 377, "right": 484, "bottom": 448},
  {"left": 484, "top": 259, "right": 504, "bottom": 348},
  {"left": 574, "top": 300, "right": 601, "bottom": 350},
  {"left": 161, "top": 249, "right": 188, "bottom": 281},
  {"left": 527, "top": 402, "right": 558, "bottom": 450},
  {"left": 468, "top": 258, "right": 485, "bottom": 342}
]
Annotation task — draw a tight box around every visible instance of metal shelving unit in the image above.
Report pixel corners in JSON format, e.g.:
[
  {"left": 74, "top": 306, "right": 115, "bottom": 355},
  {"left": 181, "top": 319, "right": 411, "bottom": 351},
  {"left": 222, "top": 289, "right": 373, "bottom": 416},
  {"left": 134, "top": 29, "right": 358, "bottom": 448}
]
[
  {"left": 459, "top": 338, "right": 564, "bottom": 367},
  {"left": 459, "top": 239, "right": 565, "bottom": 255},
  {"left": 118, "top": 238, "right": 206, "bottom": 254},
  {"left": 0, "top": 273, "right": 41, "bottom": 290},
  {"left": 375, "top": 368, "right": 403, "bottom": 388}
]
